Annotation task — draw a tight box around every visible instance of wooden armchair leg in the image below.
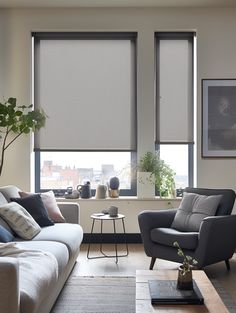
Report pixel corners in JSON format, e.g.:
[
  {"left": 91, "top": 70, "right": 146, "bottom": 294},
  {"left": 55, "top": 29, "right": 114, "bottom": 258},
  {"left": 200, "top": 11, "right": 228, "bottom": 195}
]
[
  {"left": 149, "top": 257, "right": 156, "bottom": 270},
  {"left": 225, "top": 259, "right": 230, "bottom": 271}
]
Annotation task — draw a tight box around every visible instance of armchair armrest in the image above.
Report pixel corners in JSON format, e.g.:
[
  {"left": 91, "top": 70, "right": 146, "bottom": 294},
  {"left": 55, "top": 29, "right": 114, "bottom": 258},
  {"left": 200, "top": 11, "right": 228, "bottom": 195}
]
[
  {"left": 195, "top": 215, "right": 236, "bottom": 268},
  {"left": 138, "top": 209, "right": 177, "bottom": 256},
  {"left": 57, "top": 202, "right": 80, "bottom": 224},
  {"left": 138, "top": 209, "right": 177, "bottom": 231},
  {"left": 0, "top": 257, "right": 19, "bottom": 313}
]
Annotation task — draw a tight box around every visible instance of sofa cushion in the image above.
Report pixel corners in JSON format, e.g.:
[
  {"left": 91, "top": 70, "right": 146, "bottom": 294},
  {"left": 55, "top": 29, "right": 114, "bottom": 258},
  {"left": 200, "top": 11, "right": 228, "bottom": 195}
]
[
  {"left": 31, "top": 223, "right": 83, "bottom": 257},
  {"left": 151, "top": 227, "right": 199, "bottom": 250},
  {"left": 16, "top": 240, "right": 69, "bottom": 274},
  {"left": 0, "top": 193, "right": 10, "bottom": 233},
  {"left": 0, "top": 185, "right": 21, "bottom": 202},
  {"left": 19, "top": 190, "right": 66, "bottom": 223},
  {"left": 171, "top": 192, "right": 222, "bottom": 232},
  {"left": 17, "top": 247, "right": 58, "bottom": 313},
  {"left": 11, "top": 194, "right": 54, "bottom": 227},
  {"left": 0, "top": 202, "right": 41, "bottom": 239},
  {"left": 0, "top": 192, "right": 8, "bottom": 205},
  {"left": 0, "top": 216, "right": 14, "bottom": 234},
  {"left": 0, "top": 225, "right": 14, "bottom": 242}
]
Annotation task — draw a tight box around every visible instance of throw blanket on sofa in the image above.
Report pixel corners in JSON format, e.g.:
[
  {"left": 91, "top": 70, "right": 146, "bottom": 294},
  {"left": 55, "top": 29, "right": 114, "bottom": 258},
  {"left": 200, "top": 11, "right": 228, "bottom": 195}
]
[
  {"left": 0, "top": 242, "right": 58, "bottom": 313},
  {"left": 0, "top": 241, "right": 57, "bottom": 261}
]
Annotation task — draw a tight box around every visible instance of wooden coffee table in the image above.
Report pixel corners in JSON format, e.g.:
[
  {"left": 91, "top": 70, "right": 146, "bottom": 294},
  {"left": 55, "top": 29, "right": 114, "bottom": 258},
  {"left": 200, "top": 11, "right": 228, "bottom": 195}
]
[{"left": 136, "top": 270, "right": 229, "bottom": 313}]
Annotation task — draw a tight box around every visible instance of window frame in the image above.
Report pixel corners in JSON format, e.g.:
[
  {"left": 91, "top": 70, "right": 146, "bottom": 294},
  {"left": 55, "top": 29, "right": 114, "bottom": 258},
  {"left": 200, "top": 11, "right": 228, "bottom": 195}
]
[
  {"left": 33, "top": 32, "right": 137, "bottom": 195},
  {"left": 155, "top": 32, "right": 195, "bottom": 189}
]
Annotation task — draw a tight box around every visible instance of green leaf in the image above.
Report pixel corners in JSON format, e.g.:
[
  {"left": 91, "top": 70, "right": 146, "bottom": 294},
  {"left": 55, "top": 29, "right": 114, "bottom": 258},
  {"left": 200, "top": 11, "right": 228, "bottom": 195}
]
[
  {"left": 7, "top": 97, "right": 17, "bottom": 106},
  {"left": 15, "top": 110, "right": 23, "bottom": 117}
]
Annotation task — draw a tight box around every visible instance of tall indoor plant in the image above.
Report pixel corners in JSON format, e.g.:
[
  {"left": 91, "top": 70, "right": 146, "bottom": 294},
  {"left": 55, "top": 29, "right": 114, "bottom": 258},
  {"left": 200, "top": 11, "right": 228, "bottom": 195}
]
[
  {"left": 137, "top": 151, "right": 175, "bottom": 198},
  {"left": 0, "top": 97, "right": 46, "bottom": 175}
]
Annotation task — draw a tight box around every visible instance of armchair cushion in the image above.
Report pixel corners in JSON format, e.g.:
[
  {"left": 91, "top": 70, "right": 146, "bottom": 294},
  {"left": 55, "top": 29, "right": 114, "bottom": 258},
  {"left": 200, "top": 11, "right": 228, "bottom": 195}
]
[
  {"left": 171, "top": 193, "right": 222, "bottom": 232},
  {"left": 151, "top": 227, "right": 199, "bottom": 250}
]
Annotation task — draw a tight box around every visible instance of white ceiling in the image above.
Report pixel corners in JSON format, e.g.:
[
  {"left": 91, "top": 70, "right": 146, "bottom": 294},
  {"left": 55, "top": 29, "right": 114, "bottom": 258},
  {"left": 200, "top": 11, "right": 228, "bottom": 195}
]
[{"left": 0, "top": 0, "right": 236, "bottom": 8}]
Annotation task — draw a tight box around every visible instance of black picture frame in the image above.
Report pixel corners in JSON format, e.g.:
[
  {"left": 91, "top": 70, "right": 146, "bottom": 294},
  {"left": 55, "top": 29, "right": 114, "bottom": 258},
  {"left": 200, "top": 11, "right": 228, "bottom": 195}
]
[{"left": 202, "top": 79, "right": 236, "bottom": 157}]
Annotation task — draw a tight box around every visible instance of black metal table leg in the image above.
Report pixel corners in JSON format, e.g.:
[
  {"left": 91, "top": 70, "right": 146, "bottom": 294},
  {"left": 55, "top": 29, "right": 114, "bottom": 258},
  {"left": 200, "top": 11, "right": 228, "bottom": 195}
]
[
  {"left": 87, "top": 218, "right": 95, "bottom": 259},
  {"left": 121, "top": 217, "right": 129, "bottom": 256},
  {"left": 87, "top": 214, "right": 129, "bottom": 262},
  {"left": 113, "top": 219, "right": 118, "bottom": 263}
]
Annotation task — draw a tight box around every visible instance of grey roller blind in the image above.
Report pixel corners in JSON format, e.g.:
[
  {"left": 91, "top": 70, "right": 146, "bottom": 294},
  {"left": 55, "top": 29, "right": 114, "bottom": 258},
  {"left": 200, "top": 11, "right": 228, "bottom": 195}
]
[
  {"left": 34, "top": 33, "right": 136, "bottom": 151},
  {"left": 156, "top": 33, "right": 194, "bottom": 144}
]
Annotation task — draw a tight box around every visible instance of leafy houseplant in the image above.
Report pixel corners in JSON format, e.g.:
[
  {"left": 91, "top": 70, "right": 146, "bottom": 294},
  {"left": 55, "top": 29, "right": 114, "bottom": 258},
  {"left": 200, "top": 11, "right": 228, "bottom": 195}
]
[
  {"left": 136, "top": 151, "right": 157, "bottom": 198},
  {"left": 0, "top": 97, "right": 46, "bottom": 175},
  {"left": 137, "top": 151, "right": 176, "bottom": 197},
  {"left": 173, "top": 241, "right": 198, "bottom": 290}
]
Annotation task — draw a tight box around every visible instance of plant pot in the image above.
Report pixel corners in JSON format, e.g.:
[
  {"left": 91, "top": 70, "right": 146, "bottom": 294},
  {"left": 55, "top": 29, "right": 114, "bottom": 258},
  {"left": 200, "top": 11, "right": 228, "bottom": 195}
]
[
  {"left": 177, "top": 265, "right": 193, "bottom": 290},
  {"left": 137, "top": 172, "right": 155, "bottom": 198},
  {"left": 108, "top": 189, "right": 120, "bottom": 198}
]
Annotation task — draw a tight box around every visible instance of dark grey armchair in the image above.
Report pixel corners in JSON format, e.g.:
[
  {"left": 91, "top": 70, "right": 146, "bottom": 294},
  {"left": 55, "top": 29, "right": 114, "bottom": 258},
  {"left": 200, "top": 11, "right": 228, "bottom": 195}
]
[{"left": 138, "top": 187, "right": 236, "bottom": 270}]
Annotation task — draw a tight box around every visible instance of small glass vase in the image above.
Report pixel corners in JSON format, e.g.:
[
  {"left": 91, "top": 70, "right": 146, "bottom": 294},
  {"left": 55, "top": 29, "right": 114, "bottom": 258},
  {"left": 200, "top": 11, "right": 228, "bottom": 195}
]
[{"left": 177, "top": 265, "right": 193, "bottom": 290}]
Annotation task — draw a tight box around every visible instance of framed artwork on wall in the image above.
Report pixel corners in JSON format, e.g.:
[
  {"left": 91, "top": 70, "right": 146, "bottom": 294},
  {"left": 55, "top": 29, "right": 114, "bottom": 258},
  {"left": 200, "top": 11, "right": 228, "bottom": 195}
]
[{"left": 202, "top": 79, "right": 236, "bottom": 157}]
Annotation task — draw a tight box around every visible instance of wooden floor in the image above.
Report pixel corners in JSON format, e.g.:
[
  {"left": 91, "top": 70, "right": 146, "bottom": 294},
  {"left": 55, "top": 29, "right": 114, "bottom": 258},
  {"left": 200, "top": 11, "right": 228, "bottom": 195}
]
[{"left": 73, "top": 243, "right": 236, "bottom": 303}]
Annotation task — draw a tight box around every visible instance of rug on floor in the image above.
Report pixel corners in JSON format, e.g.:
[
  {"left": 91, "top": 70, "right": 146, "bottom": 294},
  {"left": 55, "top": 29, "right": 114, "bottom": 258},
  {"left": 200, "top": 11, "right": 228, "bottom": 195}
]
[
  {"left": 51, "top": 276, "right": 135, "bottom": 313},
  {"left": 51, "top": 276, "right": 236, "bottom": 313},
  {"left": 211, "top": 279, "right": 236, "bottom": 313}
]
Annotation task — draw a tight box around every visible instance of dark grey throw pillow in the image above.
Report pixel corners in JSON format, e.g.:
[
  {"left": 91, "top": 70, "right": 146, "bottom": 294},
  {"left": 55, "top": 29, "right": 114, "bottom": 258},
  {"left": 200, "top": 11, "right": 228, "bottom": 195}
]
[
  {"left": 11, "top": 194, "right": 54, "bottom": 227},
  {"left": 171, "top": 192, "right": 222, "bottom": 232},
  {"left": 0, "top": 225, "right": 14, "bottom": 242}
]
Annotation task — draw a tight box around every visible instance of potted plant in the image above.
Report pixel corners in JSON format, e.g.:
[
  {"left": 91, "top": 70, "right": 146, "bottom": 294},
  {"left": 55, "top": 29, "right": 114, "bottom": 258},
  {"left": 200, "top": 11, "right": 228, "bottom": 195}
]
[
  {"left": 137, "top": 151, "right": 157, "bottom": 198},
  {"left": 155, "top": 156, "right": 176, "bottom": 198},
  {"left": 0, "top": 97, "right": 47, "bottom": 175},
  {"left": 173, "top": 241, "right": 198, "bottom": 290},
  {"left": 137, "top": 151, "right": 176, "bottom": 198}
]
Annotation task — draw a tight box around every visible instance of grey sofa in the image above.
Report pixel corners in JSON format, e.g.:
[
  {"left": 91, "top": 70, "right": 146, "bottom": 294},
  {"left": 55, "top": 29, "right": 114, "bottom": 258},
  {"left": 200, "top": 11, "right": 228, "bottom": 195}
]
[
  {"left": 138, "top": 187, "right": 236, "bottom": 270},
  {"left": 0, "top": 185, "right": 83, "bottom": 313}
]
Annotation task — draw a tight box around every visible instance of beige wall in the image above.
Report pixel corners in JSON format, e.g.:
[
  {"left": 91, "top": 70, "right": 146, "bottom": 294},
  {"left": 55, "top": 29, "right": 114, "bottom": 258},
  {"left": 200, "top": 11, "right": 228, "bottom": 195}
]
[
  {"left": 59, "top": 197, "right": 181, "bottom": 233},
  {"left": 0, "top": 7, "right": 236, "bottom": 225}
]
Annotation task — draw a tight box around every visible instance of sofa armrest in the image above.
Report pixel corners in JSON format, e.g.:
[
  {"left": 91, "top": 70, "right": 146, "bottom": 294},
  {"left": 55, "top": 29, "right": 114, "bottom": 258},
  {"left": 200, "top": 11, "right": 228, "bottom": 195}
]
[
  {"left": 195, "top": 215, "right": 236, "bottom": 268},
  {"left": 57, "top": 202, "right": 80, "bottom": 224},
  {"left": 0, "top": 257, "right": 19, "bottom": 313}
]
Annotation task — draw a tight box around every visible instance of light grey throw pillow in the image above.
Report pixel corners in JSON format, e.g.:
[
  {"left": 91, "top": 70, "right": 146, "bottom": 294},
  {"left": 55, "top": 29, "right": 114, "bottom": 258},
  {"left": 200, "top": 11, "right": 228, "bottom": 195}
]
[
  {"left": 0, "top": 202, "right": 41, "bottom": 239},
  {"left": 171, "top": 192, "right": 222, "bottom": 232}
]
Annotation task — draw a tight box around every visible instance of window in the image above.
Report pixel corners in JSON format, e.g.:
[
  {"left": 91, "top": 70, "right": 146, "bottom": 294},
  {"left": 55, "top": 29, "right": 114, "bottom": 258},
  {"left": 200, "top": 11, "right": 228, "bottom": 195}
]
[
  {"left": 159, "top": 144, "right": 191, "bottom": 189},
  {"left": 155, "top": 32, "right": 195, "bottom": 189},
  {"left": 37, "top": 151, "right": 133, "bottom": 195},
  {"left": 33, "top": 32, "right": 137, "bottom": 194}
]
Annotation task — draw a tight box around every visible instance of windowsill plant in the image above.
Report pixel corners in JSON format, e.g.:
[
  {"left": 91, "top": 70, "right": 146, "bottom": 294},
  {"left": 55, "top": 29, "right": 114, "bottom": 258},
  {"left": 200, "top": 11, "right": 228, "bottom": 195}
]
[{"left": 137, "top": 151, "right": 176, "bottom": 198}]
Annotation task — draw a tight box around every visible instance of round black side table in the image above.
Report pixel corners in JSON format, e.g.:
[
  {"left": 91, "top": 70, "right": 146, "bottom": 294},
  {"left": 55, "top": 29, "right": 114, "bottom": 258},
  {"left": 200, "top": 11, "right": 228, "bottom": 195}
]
[{"left": 87, "top": 213, "right": 129, "bottom": 263}]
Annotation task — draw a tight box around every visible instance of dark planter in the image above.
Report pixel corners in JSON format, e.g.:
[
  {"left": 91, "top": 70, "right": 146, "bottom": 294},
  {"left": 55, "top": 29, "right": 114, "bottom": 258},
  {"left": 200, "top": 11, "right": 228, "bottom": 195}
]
[{"left": 177, "top": 265, "right": 193, "bottom": 290}]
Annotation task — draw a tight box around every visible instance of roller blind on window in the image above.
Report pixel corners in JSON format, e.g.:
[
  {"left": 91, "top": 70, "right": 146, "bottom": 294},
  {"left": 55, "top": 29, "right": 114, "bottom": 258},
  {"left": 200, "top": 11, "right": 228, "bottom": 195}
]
[
  {"left": 33, "top": 33, "right": 136, "bottom": 151},
  {"left": 156, "top": 33, "right": 194, "bottom": 144}
]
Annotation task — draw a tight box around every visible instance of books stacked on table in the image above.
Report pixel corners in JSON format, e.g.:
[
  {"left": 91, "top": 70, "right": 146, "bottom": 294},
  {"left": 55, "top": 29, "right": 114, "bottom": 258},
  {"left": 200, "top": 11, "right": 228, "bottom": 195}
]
[{"left": 148, "top": 280, "right": 204, "bottom": 305}]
